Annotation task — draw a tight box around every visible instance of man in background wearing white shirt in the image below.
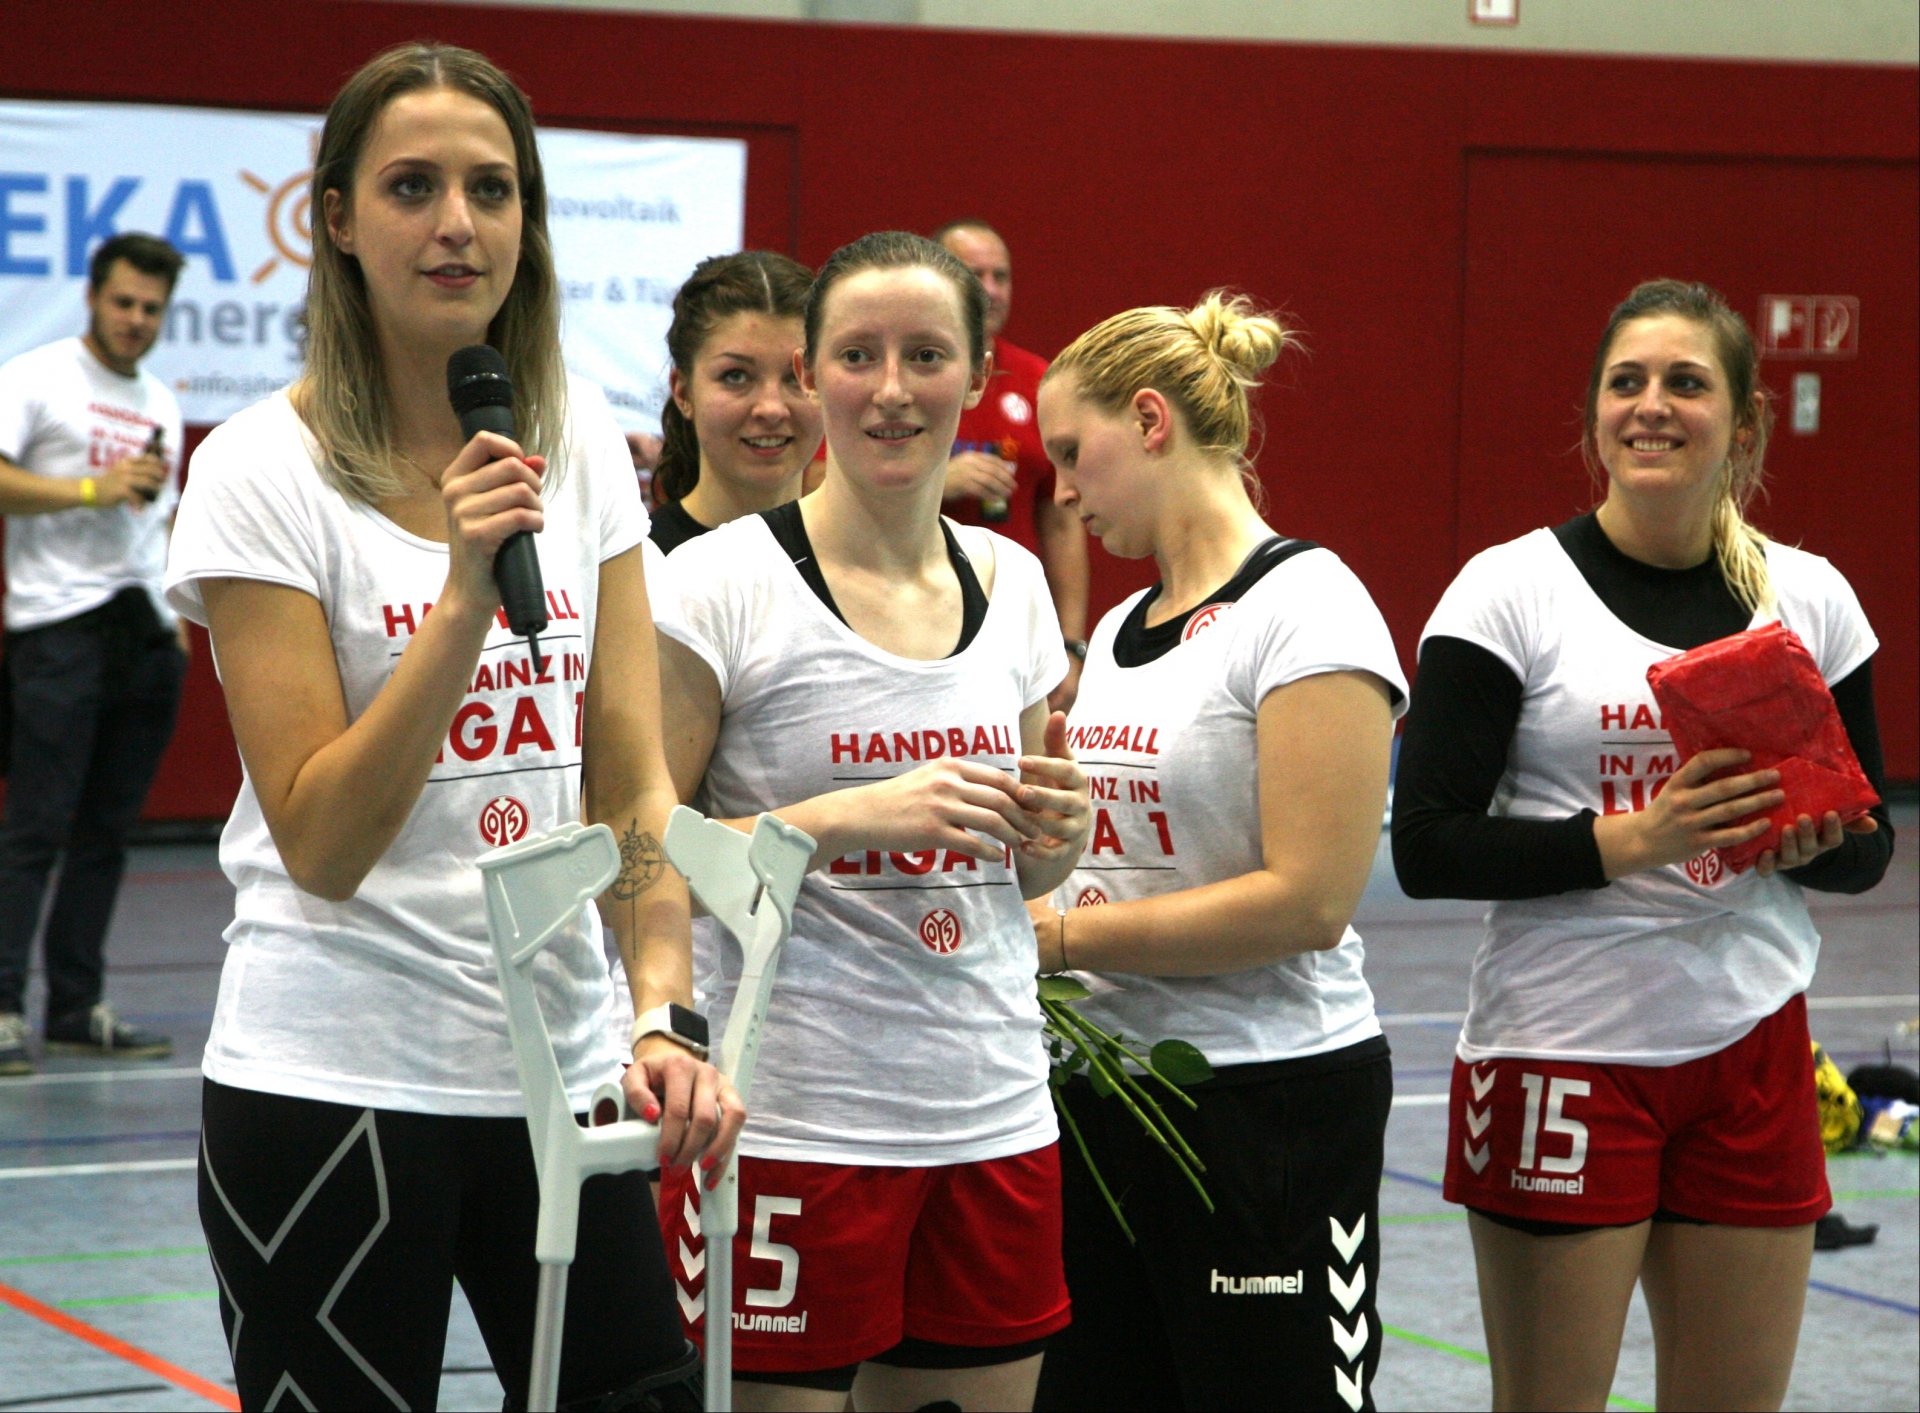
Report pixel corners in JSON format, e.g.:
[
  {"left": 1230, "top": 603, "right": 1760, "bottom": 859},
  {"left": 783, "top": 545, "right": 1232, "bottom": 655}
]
[{"left": 0, "top": 232, "right": 188, "bottom": 1074}]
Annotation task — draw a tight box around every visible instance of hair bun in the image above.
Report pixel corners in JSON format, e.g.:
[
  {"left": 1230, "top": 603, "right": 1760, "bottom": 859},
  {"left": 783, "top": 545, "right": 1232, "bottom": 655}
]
[{"left": 1186, "top": 291, "right": 1290, "bottom": 380}]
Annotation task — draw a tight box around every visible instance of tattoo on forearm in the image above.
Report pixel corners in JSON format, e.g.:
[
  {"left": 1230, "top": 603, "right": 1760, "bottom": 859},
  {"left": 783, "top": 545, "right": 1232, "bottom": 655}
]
[{"left": 612, "top": 821, "right": 665, "bottom": 959}]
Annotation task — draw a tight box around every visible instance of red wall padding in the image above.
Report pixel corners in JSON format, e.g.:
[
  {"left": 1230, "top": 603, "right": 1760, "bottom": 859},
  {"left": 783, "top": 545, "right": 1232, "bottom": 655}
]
[{"left": 6, "top": 4, "right": 1915, "bottom": 819}]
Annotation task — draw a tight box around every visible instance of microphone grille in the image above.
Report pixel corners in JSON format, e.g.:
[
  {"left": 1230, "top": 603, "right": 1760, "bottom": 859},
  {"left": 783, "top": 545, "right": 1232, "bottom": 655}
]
[{"left": 447, "top": 344, "right": 513, "bottom": 416}]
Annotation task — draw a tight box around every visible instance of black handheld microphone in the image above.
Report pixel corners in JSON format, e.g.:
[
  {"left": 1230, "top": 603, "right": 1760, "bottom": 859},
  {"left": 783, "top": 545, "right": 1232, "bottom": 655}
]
[{"left": 447, "top": 345, "right": 548, "bottom": 669}]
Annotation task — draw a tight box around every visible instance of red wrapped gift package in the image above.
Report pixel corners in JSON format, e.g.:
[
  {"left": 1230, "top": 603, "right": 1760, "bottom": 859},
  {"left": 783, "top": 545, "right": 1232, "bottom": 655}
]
[{"left": 1645, "top": 622, "right": 1879, "bottom": 874}]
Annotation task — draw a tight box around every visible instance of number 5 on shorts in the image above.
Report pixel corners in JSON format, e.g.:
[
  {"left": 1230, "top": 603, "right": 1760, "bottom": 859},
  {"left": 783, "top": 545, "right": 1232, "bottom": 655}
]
[
  {"left": 745, "top": 1195, "right": 802, "bottom": 1309},
  {"left": 1518, "top": 1073, "right": 1591, "bottom": 1174}
]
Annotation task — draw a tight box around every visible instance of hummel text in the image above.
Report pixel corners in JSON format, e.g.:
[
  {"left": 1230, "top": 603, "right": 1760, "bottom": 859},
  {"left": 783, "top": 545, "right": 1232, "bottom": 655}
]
[
  {"left": 1210, "top": 1269, "right": 1303, "bottom": 1295},
  {"left": 1509, "top": 1171, "right": 1585, "bottom": 1195}
]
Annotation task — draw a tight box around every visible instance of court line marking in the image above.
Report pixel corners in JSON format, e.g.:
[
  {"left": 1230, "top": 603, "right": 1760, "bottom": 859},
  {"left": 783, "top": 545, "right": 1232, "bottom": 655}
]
[
  {"left": 63, "top": 1290, "right": 218, "bottom": 1309},
  {"left": 1384, "top": 1166, "right": 1445, "bottom": 1192},
  {"left": 0, "top": 1065, "right": 202, "bottom": 1087},
  {"left": 0, "top": 1129, "right": 198, "bottom": 1151},
  {"left": 0, "top": 1246, "right": 207, "bottom": 1267},
  {"left": 1381, "top": 1324, "right": 1653, "bottom": 1411},
  {"left": 0, "top": 1383, "right": 170, "bottom": 1410},
  {"left": 1806, "top": 1278, "right": 1919, "bottom": 1318},
  {"left": 1379, "top": 994, "right": 1919, "bottom": 1026},
  {"left": 0, "top": 1275, "right": 238, "bottom": 1410},
  {"left": 0, "top": 1158, "right": 195, "bottom": 1182}
]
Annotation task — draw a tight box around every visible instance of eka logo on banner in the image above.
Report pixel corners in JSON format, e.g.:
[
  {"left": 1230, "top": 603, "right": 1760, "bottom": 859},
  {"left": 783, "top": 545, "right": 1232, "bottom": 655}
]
[{"left": 239, "top": 165, "right": 314, "bottom": 283}]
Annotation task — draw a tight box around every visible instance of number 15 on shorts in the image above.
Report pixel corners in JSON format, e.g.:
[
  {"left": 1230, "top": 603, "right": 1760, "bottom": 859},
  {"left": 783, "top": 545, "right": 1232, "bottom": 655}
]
[{"left": 1517, "top": 1073, "right": 1591, "bottom": 1175}]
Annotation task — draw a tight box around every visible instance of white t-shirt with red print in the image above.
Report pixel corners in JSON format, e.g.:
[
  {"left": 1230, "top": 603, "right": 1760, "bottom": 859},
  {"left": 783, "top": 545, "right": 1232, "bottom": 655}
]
[
  {"left": 657, "top": 513, "right": 1066, "bottom": 1166},
  {"left": 165, "top": 380, "right": 645, "bottom": 1115},
  {"left": 0, "top": 336, "right": 183, "bottom": 631},
  {"left": 1423, "top": 529, "right": 1878, "bottom": 1067},
  {"left": 1057, "top": 542, "right": 1408, "bottom": 1068}
]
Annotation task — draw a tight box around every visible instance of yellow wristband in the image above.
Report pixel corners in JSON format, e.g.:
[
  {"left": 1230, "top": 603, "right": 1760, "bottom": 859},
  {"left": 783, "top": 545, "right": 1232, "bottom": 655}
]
[{"left": 78, "top": 477, "right": 98, "bottom": 507}]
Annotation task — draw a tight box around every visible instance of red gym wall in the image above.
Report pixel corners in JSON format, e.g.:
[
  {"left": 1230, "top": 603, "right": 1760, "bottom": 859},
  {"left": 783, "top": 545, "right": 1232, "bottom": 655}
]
[{"left": 6, "top": 3, "right": 1916, "bottom": 819}]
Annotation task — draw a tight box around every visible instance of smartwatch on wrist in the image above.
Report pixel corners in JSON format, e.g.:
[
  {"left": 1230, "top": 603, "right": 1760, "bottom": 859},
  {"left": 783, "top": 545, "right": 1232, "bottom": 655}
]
[{"left": 630, "top": 1002, "right": 710, "bottom": 1060}]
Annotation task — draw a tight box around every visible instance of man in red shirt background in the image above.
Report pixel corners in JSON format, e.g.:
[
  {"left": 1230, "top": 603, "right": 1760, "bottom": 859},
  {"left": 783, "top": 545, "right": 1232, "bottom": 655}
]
[{"left": 935, "top": 220, "right": 1089, "bottom": 709}]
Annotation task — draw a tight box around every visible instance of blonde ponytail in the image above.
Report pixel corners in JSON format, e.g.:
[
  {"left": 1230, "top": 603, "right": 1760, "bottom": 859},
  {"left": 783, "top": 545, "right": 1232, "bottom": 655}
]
[{"left": 1047, "top": 290, "right": 1297, "bottom": 466}]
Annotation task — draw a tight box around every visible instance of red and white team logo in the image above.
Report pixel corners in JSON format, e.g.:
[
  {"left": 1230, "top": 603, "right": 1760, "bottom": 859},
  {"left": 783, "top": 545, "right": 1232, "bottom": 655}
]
[
  {"left": 1684, "top": 850, "right": 1727, "bottom": 887},
  {"left": 479, "top": 796, "right": 530, "bottom": 847},
  {"left": 1075, "top": 886, "right": 1108, "bottom": 907},
  {"left": 998, "top": 391, "right": 1032, "bottom": 425},
  {"left": 1182, "top": 603, "right": 1229, "bottom": 641},
  {"left": 919, "top": 908, "right": 963, "bottom": 954}
]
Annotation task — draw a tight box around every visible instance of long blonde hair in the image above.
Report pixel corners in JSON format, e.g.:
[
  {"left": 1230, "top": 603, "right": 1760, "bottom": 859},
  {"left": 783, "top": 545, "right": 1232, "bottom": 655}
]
[
  {"left": 1044, "top": 291, "right": 1295, "bottom": 496},
  {"left": 298, "top": 42, "right": 566, "bottom": 503},
  {"left": 1584, "top": 279, "right": 1775, "bottom": 613}
]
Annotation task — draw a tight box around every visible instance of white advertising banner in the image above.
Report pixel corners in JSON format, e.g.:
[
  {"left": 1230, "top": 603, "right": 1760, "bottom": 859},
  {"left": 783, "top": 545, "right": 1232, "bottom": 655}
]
[{"left": 0, "top": 99, "right": 745, "bottom": 430}]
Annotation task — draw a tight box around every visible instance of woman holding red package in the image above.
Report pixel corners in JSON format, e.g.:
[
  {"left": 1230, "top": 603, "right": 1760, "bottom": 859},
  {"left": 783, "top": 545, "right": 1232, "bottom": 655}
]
[{"left": 1392, "top": 278, "right": 1892, "bottom": 1411}]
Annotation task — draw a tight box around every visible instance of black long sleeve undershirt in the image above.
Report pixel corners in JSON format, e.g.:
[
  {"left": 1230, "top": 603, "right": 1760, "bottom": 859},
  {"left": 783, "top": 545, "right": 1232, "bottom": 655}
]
[{"left": 1391, "top": 514, "right": 1895, "bottom": 901}]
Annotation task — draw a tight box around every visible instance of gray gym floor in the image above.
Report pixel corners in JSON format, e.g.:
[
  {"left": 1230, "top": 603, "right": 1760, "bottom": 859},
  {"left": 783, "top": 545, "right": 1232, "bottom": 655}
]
[{"left": 2, "top": 807, "right": 1915, "bottom": 1412}]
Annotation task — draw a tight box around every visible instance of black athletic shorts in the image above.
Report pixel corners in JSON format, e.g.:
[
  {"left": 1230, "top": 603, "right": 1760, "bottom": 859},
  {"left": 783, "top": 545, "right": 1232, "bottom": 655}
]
[
  {"left": 1035, "top": 1036, "right": 1392, "bottom": 1412},
  {"left": 198, "top": 1077, "right": 695, "bottom": 1410}
]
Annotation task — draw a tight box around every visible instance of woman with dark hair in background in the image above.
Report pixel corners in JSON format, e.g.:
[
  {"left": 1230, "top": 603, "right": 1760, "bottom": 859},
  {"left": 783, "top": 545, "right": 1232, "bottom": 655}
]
[
  {"left": 1392, "top": 278, "right": 1892, "bottom": 1411},
  {"left": 653, "top": 230, "right": 1089, "bottom": 1411},
  {"left": 166, "top": 42, "right": 736, "bottom": 1409},
  {"left": 648, "top": 250, "right": 818, "bottom": 553}
]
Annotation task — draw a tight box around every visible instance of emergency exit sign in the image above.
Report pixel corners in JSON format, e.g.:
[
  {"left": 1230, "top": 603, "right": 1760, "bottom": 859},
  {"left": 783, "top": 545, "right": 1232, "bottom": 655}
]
[{"left": 1759, "top": 295, "right": 1860, "bottom": 358}]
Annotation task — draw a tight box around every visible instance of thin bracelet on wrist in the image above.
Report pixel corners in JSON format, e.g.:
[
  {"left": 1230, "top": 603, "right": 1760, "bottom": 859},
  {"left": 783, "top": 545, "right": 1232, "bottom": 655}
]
[{"left": 1057, "top": 907, "right": 1069, "bottom": 972}]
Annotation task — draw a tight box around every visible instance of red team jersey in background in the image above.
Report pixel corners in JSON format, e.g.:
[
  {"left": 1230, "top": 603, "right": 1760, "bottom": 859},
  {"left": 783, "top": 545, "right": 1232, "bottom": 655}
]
[{"left": 946, "top": 337, "right": 1051, "bottom": 552}]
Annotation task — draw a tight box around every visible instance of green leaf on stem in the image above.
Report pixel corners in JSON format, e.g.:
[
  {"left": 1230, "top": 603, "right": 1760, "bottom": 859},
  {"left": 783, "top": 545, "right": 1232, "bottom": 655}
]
[
  {"left": 1149, "top": 1039, "right": 1214, "bottom": 1086},
  {"left": 1038, "top": 975, "right": 1092, "bottom": 1002}
]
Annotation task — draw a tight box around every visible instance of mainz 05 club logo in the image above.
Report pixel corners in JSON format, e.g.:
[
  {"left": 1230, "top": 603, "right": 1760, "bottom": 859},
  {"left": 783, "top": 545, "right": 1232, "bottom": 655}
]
[
  {"left": 1182, "top": 603, "right": 1229, "bottom": 641},
  {"left": 479, "top": 796, "right": 530, "bottom": 847},
  {"left": 918, "top": 909, "right": 962, "bottom": 954}
]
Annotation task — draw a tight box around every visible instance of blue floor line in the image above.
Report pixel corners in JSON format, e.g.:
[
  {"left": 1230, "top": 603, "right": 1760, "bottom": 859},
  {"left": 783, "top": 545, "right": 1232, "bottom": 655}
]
[
  {"left": 1384, "top": 1166, "right": 1446, "bottom": 1192},
  {"left": 0, "top": 1129, "right": 198, "bottom": 1151},
  {"left": 1806, "top": 1278, "right": 1920, "bottom": 1318}
]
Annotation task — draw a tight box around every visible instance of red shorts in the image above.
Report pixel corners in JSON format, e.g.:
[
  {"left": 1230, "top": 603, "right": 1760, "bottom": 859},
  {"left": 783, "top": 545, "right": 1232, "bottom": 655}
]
[
  {"left": 658, "top": 1145, "right": 1070, "bottom": 1373},
  {"left": 1443, "top": 993, "right": 1829, "bottom": 1228}
]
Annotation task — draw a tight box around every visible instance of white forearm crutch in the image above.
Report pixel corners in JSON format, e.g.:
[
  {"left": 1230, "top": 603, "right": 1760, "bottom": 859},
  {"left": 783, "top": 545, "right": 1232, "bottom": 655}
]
[
  {"left": 661, "top": 805, "right": 811, "bottom": 1412},
  {"left": 478, "top": 808, "right": 811, "bottom": 1413}
]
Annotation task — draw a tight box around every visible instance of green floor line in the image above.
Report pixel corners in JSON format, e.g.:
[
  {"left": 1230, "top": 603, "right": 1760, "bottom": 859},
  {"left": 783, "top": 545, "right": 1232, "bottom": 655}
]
[
  {"left": 1381, "top": 1324, "right": 1653, "bottom": 1412},
  {"left": 1382, "top": 1212, "right": 1468, "bottom": 1225},
  {"left": 1382, "top": 1323, "right": 1488, "bottom": 1365},
  {"left": 0, "top": 1245, "right": 207, "bottom": 1268},
  {"left": 1829, "top": 1188, "right": 1920, "bottom": 1200},
  {"left": 59, "top": 1290, "right": 218, "bottom": 1309}
]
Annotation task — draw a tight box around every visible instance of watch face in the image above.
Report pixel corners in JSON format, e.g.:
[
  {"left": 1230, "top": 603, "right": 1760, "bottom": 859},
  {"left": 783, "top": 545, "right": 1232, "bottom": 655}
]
[{"left": 669, "top": 1002, "right": 710, "bottom": 1047}]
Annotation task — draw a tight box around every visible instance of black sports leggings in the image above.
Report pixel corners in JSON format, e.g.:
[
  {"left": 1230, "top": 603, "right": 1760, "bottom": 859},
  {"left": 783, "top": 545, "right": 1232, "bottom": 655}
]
[{"left": 199, "top": 1078, "right": 692, "bottom": 1410}]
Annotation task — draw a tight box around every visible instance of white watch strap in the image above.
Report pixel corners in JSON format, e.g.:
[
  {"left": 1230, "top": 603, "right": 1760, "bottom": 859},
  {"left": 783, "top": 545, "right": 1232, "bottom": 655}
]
[{"left": 630, "top": 1002, "right": 708, "bottom": 1058}]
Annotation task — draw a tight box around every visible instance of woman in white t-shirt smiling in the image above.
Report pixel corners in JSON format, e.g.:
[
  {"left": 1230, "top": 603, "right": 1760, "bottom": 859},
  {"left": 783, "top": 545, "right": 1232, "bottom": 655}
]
[
  {"left": 1028, "top": 294, "right": 1406, "bottom": 1412},
  {"left": 653, "top": 231, "right": 1090, "bottom": 1411},
  {"left": 165, "top": 42, "right": 735, "bottom": 1410},
  {"left": 1392, "top": 279, "right": 1891, "bottom": 1410}
]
